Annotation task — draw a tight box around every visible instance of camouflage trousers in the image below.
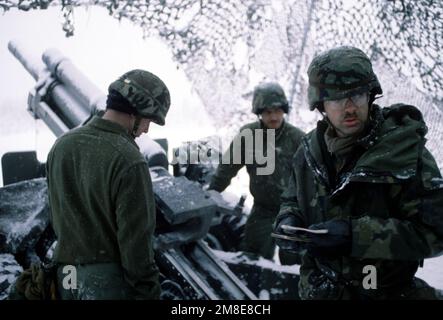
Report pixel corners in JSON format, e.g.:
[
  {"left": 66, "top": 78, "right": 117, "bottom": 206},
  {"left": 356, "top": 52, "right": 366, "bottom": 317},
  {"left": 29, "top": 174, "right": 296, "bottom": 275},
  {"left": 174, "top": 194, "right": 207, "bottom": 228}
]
[
  {"left": 240, "top": 204, "right": 277, "bottom": 260},
  {"left": 56, "top": 262, "right": 136, "bottom": 300},
  {"left": 240, "top": 203, "right": 302, "bottom": 265}
]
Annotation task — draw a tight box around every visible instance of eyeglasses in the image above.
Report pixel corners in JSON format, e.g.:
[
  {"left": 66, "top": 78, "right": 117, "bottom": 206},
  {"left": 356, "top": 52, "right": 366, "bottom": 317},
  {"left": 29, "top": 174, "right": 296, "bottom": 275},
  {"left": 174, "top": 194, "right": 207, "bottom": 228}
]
[{"left": 325, "top": 92, "right": 369, "bottom": 110}]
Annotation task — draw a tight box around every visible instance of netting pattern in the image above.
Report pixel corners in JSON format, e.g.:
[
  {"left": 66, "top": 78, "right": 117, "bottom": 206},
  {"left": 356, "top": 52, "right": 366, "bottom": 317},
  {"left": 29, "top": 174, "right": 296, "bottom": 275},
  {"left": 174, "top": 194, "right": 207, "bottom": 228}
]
[{"left": 1, "top": 0, "right": 442, "bottom": 169}]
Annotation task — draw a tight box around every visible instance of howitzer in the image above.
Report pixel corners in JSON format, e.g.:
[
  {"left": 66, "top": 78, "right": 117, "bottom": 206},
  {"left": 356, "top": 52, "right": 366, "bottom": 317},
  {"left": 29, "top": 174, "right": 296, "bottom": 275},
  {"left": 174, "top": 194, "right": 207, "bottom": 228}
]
[{"left": 0, "top": 41, "right": 300, "bottom": 300}]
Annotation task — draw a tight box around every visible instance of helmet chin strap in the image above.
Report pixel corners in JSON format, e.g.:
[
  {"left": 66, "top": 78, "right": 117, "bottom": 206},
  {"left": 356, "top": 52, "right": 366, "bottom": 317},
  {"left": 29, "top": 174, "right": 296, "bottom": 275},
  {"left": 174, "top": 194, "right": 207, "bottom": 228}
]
[{"left": 131, "top": 114, "right": 143, "bottom": 138}]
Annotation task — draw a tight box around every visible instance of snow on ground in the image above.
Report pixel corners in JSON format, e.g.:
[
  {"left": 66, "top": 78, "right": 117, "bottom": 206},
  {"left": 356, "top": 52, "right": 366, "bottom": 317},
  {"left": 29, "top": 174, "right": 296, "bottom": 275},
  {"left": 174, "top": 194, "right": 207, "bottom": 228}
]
[
  {"left": 0, "top": 254, "right": 23, "bottom": 300},
  {"left": 416, "top": 256, "right": 443, "bottom": 289},
  {"left": 214, "top": 249, "right": 300, "bottom": 275},
  {"left": 0, "top": 6, "right": 442, "bottom": 292}
]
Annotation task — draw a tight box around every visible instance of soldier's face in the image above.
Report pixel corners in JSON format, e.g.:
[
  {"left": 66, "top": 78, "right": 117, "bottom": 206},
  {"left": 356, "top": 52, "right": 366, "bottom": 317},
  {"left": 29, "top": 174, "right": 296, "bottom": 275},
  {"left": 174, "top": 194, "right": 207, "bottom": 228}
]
[
  {"left": 134, "top": 118, "right": 151, "bottom": 137},
  {"left": 261, "top": 108, "right": 285, "bottom": 129},
  {"left": 324, "top": 92, "right": 369, "bottom": 137}
]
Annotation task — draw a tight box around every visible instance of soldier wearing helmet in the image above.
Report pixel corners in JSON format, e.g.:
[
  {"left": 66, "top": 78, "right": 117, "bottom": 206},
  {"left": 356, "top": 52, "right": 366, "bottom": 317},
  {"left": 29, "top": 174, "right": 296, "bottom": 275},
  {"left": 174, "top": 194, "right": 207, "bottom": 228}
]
[
  {"left": 209, "top": 82, "right": 305, "bottom": 263},
  {"left": 46, "top": 69, "right": 170, "bottom": 299},
  {"left": 274, "top": 46, "right": 443, "bottom": 299}
]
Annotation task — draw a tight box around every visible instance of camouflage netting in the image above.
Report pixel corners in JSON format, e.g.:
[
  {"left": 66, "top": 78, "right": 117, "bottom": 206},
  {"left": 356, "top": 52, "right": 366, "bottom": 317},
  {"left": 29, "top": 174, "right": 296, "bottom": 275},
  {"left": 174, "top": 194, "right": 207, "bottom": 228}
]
[{"left": 1, "top": 0, "right": 442, "bottom": 169}]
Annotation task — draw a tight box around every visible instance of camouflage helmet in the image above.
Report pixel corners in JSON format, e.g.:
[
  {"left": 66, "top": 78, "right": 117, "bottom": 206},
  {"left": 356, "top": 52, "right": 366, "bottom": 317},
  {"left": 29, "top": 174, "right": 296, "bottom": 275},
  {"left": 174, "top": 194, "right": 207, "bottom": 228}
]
[
  {"left": 307, "top": 46, "right": 382, "bottom": 111},
  {"left": 252, "top": 82, "right": 290, "bottom": 115},
  {"left": 108, "top": 69, "right": 171, "bottom": 125}
]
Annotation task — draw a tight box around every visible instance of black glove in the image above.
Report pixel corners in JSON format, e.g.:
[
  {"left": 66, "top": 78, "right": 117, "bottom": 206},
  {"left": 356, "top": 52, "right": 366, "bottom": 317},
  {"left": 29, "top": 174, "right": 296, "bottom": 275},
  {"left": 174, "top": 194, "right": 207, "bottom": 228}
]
[
  {"left": 306, "top": 219, "right": 352, "bottom": 258},
  {"left": 274, "top": 215, "right": 306, "bottom": 253}
]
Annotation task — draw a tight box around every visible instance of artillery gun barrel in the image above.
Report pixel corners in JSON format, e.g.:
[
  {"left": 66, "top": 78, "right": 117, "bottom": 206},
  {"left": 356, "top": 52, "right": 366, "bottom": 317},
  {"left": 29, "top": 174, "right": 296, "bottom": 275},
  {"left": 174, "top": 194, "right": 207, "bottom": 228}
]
[
  {"left": 7, "top": 40, "right": 42, "bottom": 81},
  {"left": 42, "top": 48, "right": 106, "bottom": 113},
  {"left": 41, "top": 83, "right": 91, "bottom": 130},
  {"left": 8, "top": 40, "right": 94, "bottom": 132}
]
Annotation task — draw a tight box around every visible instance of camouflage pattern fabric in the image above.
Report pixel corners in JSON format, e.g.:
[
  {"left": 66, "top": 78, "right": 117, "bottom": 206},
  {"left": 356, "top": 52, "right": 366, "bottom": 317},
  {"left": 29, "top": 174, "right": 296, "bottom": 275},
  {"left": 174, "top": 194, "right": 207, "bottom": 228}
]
[
  {"left": 307, "top": 46, "right": 382, "bottom": 110},
  {"left": 275, "top": 104, "right": 443, "bottom": 299},
  {"left": 209, "top": 120, "right": 304, "bottom": 258},
  {"left": 108, "top": 69, "right": 171, "bottom": 126},
  {"left": 252, "top": 82, "right": 290, "bottom": 114},
  {"left": 240, "top": 204, "right": 278, "bottom": 259}
]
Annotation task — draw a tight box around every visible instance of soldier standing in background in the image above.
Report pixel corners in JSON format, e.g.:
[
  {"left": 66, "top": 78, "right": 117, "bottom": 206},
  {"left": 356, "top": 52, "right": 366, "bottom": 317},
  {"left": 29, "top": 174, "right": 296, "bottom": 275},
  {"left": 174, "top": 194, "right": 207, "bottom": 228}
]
[
  {"left": 209, "top": 82, "right": 304, "bottom": 263},
  {"left": 46, "top": 70, "right": 170, "bottom": 299},
  {"left": 274, "top": 46, "right": 443, "bottom": 299}
]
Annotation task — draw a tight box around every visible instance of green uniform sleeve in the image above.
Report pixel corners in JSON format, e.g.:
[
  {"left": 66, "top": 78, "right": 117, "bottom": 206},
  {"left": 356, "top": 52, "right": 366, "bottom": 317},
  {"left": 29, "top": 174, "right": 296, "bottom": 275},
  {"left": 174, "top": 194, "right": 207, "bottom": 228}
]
[
  {"left": 275, "top": 164, "right": 307, "bottom": 227},
  {"left": 208, "top": 134, "right": 245, "bottom": 192},
  {"left": 115, "top": 162, "right": 160, "bottom": 299},
  {"left": 352, "top": 151, "right": 443, "bottom": 261}
]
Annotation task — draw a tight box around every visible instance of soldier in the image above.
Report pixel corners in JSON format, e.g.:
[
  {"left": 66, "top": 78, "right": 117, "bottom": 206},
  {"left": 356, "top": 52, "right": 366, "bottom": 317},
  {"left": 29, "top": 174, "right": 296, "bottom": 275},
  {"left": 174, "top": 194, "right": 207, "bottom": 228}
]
[
  {"left": 209, "top": 82, "right": 305, "bottom": 261},
  {"left": 46, "top": 70, "right": 170, "bottom": 299},
  {"left": 273, "top": 46, "right": 443, "bottom": 299}
]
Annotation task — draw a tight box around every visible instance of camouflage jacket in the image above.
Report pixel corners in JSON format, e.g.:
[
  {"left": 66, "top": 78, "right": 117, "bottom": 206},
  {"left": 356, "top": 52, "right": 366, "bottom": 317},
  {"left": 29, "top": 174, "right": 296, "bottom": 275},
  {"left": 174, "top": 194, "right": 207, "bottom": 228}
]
[
  {"left": 209, "top": 120, "right": 304, "bottom": 211},
  {"left": 276, "top": 104, "right": 443, "bottom": 299},
  {"left": 47, "top": 116, "right": 160, "bottom": 299}
]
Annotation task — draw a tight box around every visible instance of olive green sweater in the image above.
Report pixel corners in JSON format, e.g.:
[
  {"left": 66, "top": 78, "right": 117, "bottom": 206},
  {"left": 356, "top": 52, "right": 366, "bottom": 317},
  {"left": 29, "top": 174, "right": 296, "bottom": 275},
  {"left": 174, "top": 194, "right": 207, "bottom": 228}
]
[{"left": 46, "top": 116, "right": 159, "bottom": 299}]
